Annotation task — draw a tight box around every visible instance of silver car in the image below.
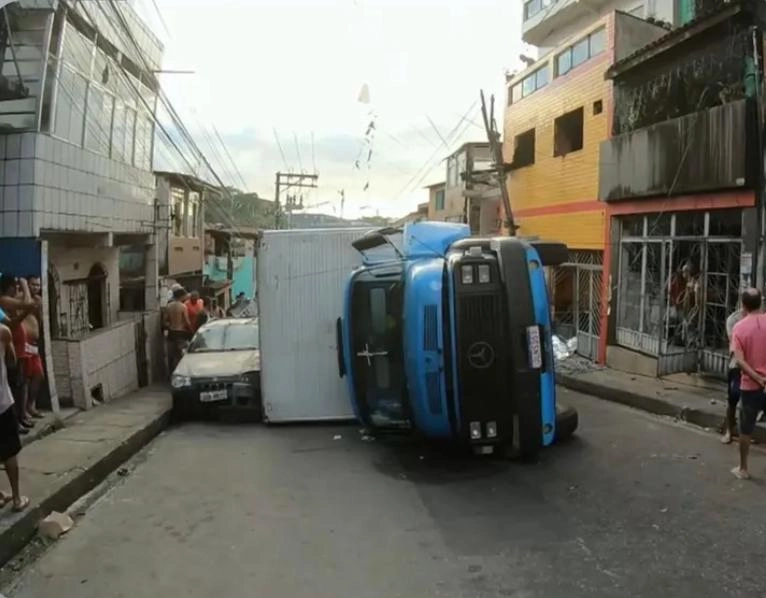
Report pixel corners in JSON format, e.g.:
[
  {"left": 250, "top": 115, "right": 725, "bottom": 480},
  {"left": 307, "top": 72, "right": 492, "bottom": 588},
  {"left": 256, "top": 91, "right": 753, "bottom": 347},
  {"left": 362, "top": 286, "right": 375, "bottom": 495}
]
[{"left": 170, "top": 318, "right": 261, "bottom": 420}]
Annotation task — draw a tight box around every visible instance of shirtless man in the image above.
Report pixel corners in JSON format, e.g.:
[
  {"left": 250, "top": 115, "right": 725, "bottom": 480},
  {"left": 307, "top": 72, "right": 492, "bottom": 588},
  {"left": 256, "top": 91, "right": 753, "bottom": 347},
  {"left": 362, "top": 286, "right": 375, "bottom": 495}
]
[
  {"left": 164, "top": 287, "right": 192, "bottom": 374},
  {"left": 21, "top": 276, "right": 44, "bottom": 419}
]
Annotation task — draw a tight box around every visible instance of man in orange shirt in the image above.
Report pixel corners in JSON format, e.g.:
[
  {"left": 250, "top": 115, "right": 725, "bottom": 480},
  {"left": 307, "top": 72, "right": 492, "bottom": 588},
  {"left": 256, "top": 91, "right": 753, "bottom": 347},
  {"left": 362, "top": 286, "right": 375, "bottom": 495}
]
[{"left": 185, "top": 291, "right": 204, "bottom": 332}]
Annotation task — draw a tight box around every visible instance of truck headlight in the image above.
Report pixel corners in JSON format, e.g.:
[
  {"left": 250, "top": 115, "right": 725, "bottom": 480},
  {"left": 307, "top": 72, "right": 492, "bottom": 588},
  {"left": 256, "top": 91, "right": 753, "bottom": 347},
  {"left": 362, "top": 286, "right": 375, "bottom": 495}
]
[
  {"left": 469, "top": 421, "right": 481, "bottom": 439},
  {"left": 171, "top": 374, "right": 191, "bottom": 389},
  {"left": 478, "top": 264, "right": 490, "bottom": 283},
  {"left": 486, "top": 421, "right": 497, "bottom": 438},
  {"left": 461, "top": 265, "right": 474, "bottom": 284},
  {"left": 239, "top": 371, "right": 258, "bottom": 385}
]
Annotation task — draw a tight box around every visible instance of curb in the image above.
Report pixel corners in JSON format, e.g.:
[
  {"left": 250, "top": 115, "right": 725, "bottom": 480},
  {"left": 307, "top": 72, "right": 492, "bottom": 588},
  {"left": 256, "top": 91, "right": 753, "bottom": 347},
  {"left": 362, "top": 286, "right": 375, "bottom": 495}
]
[
  {"left": 556, "top": 372, "right": 766, "bottom": 443},
  {"left": 0, "top": 408, "right": 171, "bottom": 568}
]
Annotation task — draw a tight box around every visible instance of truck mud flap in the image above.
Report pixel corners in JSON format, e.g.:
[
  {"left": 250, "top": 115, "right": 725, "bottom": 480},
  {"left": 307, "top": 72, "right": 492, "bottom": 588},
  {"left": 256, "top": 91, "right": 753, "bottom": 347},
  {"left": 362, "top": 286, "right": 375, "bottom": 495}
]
[{"left": 491, "top": 238, "right": 542, "bottom": 457}]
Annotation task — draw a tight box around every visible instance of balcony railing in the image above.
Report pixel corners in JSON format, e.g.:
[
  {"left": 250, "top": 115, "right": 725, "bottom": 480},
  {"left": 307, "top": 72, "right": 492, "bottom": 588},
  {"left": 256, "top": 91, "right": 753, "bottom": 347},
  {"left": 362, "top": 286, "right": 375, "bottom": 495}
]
[{"left": 599, "top": 100, "right": 753, "bottom": 201}]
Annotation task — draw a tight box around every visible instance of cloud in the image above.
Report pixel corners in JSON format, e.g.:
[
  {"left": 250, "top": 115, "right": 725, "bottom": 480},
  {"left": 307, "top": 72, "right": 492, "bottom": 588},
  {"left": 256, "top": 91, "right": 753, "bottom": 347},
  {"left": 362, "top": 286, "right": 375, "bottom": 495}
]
[{"left": 143, "top": 0, "right": 523, "bottom": 217}]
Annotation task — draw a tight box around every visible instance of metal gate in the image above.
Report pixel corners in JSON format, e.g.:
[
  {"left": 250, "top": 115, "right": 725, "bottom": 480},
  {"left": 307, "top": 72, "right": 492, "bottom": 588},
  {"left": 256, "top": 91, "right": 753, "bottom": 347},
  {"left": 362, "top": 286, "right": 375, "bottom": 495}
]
[
  {"left": 657, "top": 239, "right": 741, "bottom": 377},
  {"left": 550, "top": 252, "right": 603, "bottom": 362}
]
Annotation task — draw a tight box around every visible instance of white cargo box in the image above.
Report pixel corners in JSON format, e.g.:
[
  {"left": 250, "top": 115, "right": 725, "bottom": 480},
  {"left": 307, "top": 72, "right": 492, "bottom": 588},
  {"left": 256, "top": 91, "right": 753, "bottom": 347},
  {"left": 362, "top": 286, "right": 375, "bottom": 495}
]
[{"left": 257, "top": 228, "right": 370, "bottom": 422}]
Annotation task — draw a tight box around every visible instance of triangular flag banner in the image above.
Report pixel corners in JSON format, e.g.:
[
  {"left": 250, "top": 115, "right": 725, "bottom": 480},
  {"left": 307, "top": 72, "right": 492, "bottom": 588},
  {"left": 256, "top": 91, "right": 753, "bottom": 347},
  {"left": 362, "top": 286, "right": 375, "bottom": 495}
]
[{"left": 358, "top": 83, "right": 370, "bottom": 104}]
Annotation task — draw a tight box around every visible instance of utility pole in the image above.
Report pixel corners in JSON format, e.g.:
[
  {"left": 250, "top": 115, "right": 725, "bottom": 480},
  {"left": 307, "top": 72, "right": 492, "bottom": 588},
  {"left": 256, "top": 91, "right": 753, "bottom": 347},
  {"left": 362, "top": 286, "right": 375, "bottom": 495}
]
[
  {"left": 338, "top": 189, "right": 345, "bottom": 220},
  {"left": 274, "top": 172, "right": 319, "bottom": 229},
  {"left": 480, "top": 90, "right": 517, "bottom": 235}
]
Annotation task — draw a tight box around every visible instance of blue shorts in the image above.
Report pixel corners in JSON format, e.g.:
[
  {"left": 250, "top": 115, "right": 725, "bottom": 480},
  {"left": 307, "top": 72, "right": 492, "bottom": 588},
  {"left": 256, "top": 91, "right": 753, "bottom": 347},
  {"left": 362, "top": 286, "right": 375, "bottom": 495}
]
[{"left": 739, "top": 389, "right": 766, "bottom": 436}]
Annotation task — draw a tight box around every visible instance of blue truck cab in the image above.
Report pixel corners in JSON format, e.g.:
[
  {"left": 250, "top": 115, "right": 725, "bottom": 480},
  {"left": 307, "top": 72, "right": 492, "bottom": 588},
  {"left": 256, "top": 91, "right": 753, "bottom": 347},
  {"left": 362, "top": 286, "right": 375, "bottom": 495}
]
[{"left": 337, "top": 221, "right": 576, "bottom": 457}]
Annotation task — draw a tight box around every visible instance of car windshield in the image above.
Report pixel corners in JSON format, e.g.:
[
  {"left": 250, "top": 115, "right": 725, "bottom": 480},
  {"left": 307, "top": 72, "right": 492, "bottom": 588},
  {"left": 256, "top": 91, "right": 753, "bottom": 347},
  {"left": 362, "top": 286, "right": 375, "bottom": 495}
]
[{"left": 188, "top": 321, "right": 259, "bottom": 353}]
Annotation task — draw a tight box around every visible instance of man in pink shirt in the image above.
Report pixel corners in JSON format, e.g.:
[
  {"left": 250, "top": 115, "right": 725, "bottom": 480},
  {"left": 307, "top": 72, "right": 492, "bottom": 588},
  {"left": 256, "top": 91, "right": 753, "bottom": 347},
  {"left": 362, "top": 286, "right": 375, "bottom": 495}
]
[{"left": 730, "top": 288, "right": 766, "bottom": 479}]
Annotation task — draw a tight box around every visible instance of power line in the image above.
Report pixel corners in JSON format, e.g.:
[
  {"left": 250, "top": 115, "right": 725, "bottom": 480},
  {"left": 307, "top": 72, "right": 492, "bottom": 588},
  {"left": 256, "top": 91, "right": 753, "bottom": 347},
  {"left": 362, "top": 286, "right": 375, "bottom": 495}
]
[
  {"left": 147, "top": 0, "right": 171, "bottom": 39},
  {"left": 85, "top": 0, "right": 244, "bottom": 235},
  {"left": 425, "top": 114, "right": 449, "bottom": 150},
  {"left": 212, "top": 123, "right": 249, "bottom": 191},
  {"left": 273, "top": 128, "right": 290, "bottom": 171},
  {"left": 293, "top": 131, "right": 304, "bottom": 173},
  {"left": 310, "top": 130, "right": 317, "bottom": 174},
  {"left": 394, "top": 99, "right": 479, "bottom": 201}
]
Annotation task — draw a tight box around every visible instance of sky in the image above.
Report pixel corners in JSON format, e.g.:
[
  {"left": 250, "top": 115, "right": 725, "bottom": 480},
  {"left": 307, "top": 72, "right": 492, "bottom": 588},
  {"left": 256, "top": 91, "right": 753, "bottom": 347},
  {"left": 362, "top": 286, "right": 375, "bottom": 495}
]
[{"left": 137, "top": 0, "right": 527, "bottom": 219}]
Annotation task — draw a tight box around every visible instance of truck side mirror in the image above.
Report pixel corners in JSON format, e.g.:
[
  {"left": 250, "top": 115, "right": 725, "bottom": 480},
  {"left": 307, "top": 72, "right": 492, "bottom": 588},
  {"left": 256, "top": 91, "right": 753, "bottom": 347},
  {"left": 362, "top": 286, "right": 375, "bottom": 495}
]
[{"left": 531, "top": 242, "right": 569, "bottom": 267}]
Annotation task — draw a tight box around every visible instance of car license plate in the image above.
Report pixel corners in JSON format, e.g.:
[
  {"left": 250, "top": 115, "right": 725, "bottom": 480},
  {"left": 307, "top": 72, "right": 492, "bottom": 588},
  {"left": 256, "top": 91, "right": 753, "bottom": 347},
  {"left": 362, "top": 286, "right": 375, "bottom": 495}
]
[
  {"left": 200, "top": 389, "right": 227, "bottom": 403},
  {"left": 526, "top": 325, "right": 542, "bottom": 369}
]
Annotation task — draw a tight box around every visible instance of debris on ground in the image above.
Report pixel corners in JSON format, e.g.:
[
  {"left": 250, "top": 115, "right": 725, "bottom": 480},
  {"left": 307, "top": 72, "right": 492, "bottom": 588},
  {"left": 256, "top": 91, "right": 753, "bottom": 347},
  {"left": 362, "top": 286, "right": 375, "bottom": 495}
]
[
  {"left": 117, "top": 467, "right": 130, "bottom": 476},
  {"left": 361, "top": 435, "right": 375, "bottom": 442},
  {"left": 333, "top": 435, "right": 342, "bottom": 440},
  {"left": 38, "top": 511, "right": 74, "bottom": 540}
]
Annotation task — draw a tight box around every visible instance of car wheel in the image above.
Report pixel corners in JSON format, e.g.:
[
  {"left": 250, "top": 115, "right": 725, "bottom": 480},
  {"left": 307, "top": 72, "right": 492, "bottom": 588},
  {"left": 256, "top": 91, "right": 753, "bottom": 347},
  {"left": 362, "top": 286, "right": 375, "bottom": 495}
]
[
  {"left": 172, "top": 394, "right": 191, "bottom": 422},
  {"left": 554, "top": 403, "right": 578, "bottom": 443}
]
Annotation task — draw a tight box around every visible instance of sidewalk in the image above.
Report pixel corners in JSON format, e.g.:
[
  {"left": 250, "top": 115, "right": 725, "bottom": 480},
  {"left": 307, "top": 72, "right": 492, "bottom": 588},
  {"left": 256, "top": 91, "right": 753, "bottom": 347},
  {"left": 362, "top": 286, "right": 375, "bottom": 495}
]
[
  {"left": 0, "top": 386, "right": 170, "bottom": 567},
  {"left": 556, "top": 362, "right": 766, "bottom": 442}
]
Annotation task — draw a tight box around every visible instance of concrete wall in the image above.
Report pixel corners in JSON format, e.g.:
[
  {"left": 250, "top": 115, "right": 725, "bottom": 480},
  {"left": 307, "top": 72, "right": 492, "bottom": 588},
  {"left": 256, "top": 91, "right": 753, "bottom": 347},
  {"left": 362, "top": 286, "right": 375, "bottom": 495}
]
[
  {"left": 51, "top": 318, "right": 138, "bottom": 409},
  {"left": 527, "top": 0, "right": 672, "bottom": 56},
  {"left": 169, "top": 237, "right": 203, "bottom": 277},
  {"left": 427, "top": 184, "right": 446, "bottom": 221},
  {"left": 614, "top": 10, "right": 669, "bottom": 62},
  {"left": 48, "top": 244, "right": 120, "bottom": 331}
]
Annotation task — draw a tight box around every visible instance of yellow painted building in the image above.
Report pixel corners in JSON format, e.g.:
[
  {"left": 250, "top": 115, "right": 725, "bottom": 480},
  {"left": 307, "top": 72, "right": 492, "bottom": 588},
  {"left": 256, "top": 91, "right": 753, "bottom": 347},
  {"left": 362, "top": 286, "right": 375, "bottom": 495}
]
[{"left": 503, "top": 15, "right": 614, "bottom": 251}]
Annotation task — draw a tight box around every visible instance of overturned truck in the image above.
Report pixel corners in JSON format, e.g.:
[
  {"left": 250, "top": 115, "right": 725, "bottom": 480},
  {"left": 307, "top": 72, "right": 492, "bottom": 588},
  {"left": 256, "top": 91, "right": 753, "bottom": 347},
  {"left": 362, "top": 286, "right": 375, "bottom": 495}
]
[{"left": 338, "top": 222, "right": 578, "bottom": 457}]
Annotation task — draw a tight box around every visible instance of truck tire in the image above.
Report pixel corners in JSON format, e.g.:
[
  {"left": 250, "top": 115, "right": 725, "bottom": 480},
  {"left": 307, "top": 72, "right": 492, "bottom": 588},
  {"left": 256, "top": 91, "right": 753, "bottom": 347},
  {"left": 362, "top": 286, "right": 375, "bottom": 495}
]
[{"left": 554, "top": 403, "right": 578, "bottom": 443}]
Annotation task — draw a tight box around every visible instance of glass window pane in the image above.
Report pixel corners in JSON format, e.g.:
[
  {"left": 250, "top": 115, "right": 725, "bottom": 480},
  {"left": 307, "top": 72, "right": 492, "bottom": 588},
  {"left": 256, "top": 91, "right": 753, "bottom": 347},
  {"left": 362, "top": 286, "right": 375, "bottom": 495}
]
[
  {"left": 62, "top": 23, "right": 93, "bottom": 75},
  {"left": 589, "top": 28, "right": 606, "bottom": 56},
  {"left": 708, "top": 209, "right": 742, "bottom": 236},
  {"left": 370, "top": 288, "right": 387, "bottom": 335},
  {"left": 522, "top": 75, "right": 536, "bottom": 97},
  {"left": 675, "top": 211, "right": 705, "bottom": 236},
  {"left": 124, "top": 107, "right": 136, "bottom": 165},
  {"left": 188, "top": 326, "right": 225, "bottom": 352},
  {"left": 621, "top": 215, "right": 644, "bottom": 237},
  {"left": 225, "top": 323, "right": 259, "bottom": 350},
  {"left": 646, "top": 213, "right": 671, "bottom": 236},
  {"left": 572, "top": 38, "right": 589, "bottom": 68},
  {"left": 84, "top": 84, "right": 113, "bottom": 154},
  {"left": 535, "top": 66, "right": 549, "bottom": 89},
  {"left": 512, "top": 83, "right": 522, "bottom": 103},
  {"left": 54, "top": 65, "right": 86, "bottom": 145},
  {"left": 556, "top": 50, "right": 571, "bottom": 76},
  {"left": 111, "top": 100, "right": 126, "bottom": 161}
]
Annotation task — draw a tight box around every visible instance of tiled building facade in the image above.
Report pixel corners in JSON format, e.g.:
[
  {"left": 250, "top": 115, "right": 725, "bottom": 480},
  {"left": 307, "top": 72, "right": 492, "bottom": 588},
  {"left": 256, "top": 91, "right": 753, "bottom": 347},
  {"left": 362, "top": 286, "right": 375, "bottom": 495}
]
[{"left": 0, "top": 0, "right": 163, "bottom": 410}]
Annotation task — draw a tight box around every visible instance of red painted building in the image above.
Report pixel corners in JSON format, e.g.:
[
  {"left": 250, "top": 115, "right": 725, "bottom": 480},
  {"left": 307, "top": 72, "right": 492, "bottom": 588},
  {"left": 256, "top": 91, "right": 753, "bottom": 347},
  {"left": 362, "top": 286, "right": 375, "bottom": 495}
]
[{"left": 597, "top": 1, "right": 762, "bottom": 378}]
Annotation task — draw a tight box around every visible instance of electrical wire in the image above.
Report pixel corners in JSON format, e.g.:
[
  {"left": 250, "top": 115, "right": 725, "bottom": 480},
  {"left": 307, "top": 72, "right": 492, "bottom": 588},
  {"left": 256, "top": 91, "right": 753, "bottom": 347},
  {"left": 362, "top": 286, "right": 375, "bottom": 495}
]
[
  {"left": 212, "top": 123, "right": 249, "bottom": 191},
  {"left": 90, "top": 0, "right": 245, "bottom": 236}
]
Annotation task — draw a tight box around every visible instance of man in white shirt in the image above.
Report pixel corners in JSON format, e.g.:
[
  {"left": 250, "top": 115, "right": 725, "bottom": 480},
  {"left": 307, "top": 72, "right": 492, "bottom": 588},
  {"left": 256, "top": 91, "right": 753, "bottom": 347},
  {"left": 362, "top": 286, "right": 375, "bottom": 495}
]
[{"left": 0, "top": 322, "right": 28, "bottom": 511}]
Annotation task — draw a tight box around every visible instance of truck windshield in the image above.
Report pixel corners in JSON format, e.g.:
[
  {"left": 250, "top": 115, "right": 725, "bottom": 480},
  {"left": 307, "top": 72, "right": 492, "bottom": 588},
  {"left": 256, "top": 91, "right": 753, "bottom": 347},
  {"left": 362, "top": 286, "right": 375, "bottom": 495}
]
[{"left": 188, "top": 322, "right": 259, "bottom": 353}]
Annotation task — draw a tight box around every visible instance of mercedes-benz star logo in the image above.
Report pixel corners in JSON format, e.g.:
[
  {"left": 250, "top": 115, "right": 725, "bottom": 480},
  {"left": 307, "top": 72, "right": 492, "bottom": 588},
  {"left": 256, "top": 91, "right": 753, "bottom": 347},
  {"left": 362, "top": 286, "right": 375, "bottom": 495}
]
[{"left": 467, "top": 341, "right": 495, "bottom": 369}]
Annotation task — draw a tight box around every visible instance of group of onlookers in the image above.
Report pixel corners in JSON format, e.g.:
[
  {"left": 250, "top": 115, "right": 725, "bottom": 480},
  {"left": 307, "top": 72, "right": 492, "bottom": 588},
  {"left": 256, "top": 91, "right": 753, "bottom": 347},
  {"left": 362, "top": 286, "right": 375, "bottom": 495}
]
[
  {"left": 0, "top": 273, "right": 45, "bottom": 513},
  {"left": 163, "top": 285, "right": 226, "bottom": 374}
]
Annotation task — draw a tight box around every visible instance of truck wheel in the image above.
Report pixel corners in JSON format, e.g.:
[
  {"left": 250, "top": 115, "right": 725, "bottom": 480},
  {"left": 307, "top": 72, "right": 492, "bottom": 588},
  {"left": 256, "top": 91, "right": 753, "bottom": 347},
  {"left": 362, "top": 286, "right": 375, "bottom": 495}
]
[{"left": 554, "top": 403, "right": 578, "bottom": 443}]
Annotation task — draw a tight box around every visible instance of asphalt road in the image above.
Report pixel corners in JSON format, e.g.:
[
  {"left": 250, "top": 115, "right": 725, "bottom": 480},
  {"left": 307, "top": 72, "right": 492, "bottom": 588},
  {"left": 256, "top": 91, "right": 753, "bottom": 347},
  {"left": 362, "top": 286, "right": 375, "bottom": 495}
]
[{"left": 5, "top": 389, "right": 766, "bottom": 598}]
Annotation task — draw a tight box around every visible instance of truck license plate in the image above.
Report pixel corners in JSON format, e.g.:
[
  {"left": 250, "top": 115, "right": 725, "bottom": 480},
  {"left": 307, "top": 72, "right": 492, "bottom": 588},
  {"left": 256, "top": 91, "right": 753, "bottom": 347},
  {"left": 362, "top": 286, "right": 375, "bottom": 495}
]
[
  {"left": 200, "top": 389, "right": 228, "bottom": 403},
  {"left": 526, "top": 326, "right": 542, "bottom": 369}
]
